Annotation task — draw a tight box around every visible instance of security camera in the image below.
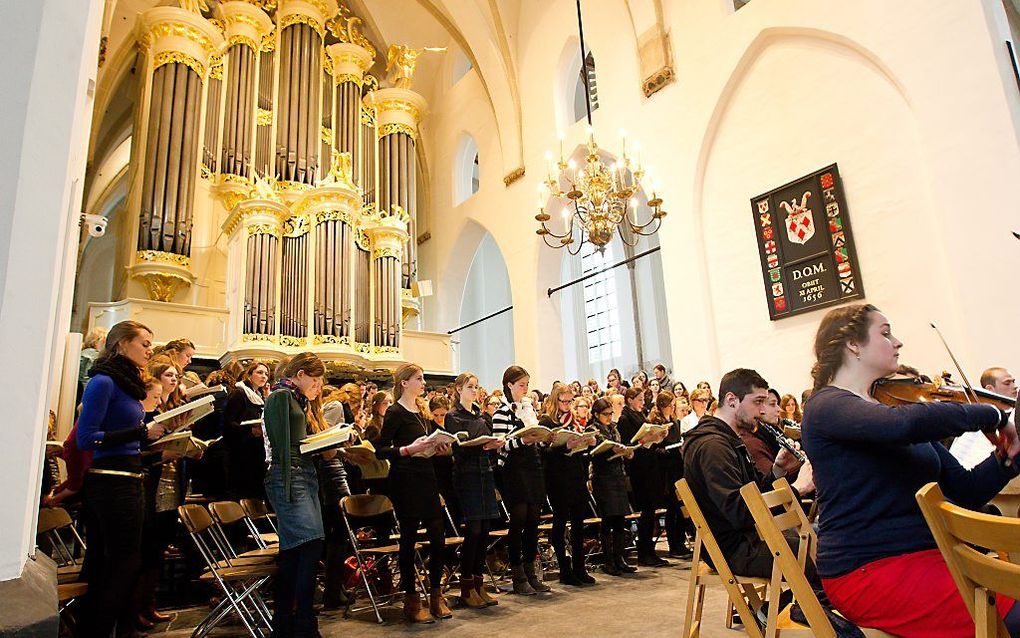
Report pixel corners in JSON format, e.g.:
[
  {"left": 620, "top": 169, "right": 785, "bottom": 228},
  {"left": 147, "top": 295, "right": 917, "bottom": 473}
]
[{"left": 81, "top": 213, "right": 108, "bottom": 238}]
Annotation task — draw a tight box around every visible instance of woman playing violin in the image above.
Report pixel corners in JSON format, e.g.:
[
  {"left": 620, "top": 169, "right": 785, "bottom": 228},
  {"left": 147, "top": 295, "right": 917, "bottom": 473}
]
[{"left": 802, "top": 304, "right": 1020, "bottom": 638}]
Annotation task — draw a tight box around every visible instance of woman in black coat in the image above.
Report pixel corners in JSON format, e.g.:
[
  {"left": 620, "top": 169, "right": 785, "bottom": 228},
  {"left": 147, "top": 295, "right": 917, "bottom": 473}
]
[
  {"left": 374, "top": 364, "right": 453, "bottom": 623},
  {"left": 616, "top": 386, "right": 670, "bottom": 567},
  {"left": 491, "top": 365, "right": 550, "bottom": 595},
  {"left": 540, "top": 383, "right": 595, "bottom": 586},
  {"left": 222, "top": 362, "right": 270, "bottom": 500},
  {"left": 589, "top": 397, "right": 636, "bottom": 575},
  {"left": 445, "top": 373, "right": 503, "bottom": 608}
]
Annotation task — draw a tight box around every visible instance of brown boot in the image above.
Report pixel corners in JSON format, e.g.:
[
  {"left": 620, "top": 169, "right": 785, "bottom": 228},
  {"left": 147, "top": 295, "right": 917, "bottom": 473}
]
[
  {"left": 429, "top": 588, "right": 453, "bottom": 619},
  {"left": 403, "top": 592, "right": 433, "bottom": 624},
  {"left": 475, "top": 576, "right": 498, "bottom": 606},
  {"left": 459, "top": 576, "right": 487, "bottom": 609}
]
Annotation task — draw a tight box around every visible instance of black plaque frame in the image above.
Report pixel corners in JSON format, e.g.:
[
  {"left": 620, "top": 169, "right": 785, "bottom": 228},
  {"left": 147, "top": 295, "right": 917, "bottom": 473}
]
[{"left": 751, "top": 163, "right": 864, "bottom": 321}]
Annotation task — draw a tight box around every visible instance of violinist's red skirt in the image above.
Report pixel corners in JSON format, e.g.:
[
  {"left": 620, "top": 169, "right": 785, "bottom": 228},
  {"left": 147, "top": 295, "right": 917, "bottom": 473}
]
[{"left": 821, "top": 549, "right": 1016, "bottom": 638}]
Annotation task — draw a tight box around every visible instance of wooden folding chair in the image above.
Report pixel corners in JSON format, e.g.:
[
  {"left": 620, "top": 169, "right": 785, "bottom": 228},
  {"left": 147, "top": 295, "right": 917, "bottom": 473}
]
[
  {"left": 37, "top": 507, "right": 86, "bottom": 585},
  {"left": 917, "top": 482, "right": 1020, "bottom": 638},
  {"left": 740, "top": 478, "right": 896, "bottom": 637},
  {"left": 239, "top": 498, "right": 279, "bottom": 548},
  {"left": 675, "top": 479, "right": 770, "bottom": 638},
  {"left": 340, "top": 494, "right": 423, "bottom": 624},
  {"left": 178, "top": 504, "right": 276, "bottom": 638}
]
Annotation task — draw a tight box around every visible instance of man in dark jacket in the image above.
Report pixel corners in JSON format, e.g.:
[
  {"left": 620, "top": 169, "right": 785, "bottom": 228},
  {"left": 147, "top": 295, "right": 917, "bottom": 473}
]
[{"left": 682, "top": 368, "right": 812, "bottom": 579}]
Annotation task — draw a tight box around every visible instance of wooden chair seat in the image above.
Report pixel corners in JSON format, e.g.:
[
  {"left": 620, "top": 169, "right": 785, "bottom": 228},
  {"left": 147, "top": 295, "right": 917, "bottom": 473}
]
[
  {"left": 625, "top": 512, "right": 641, "bottom": 520},
  {"left": 58, "top": 582, "right": 88, "bottom": 604},
  {"left": 238, "top": 547, "right": 278, "bottom": 560},
  {"left": 537, "top": 523, "right": 553, "bottom": 531},
  {"left": 257, "top": 532, "right": 279, "bottom": 545},
  {"left": 199, "top": 563, "right": 276, "bottom": 582},
  {"left": 583, "top": 517, "right": 601, "bottom": 525},
  {"left": 489, "top": 528, "right": 509, "bottom": 538},
  {"left": 444, "top": 536, "right": 464, "bottom": 546},
  {"left": 359, "top": 543, "right": 417, "bottom": 555},
  {"left": 56, "top": 564, "right": 82, "bottom": 584}
]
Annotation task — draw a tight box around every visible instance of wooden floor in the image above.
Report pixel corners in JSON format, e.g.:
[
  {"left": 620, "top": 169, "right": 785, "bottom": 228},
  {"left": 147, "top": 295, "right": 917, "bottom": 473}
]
[{"left": 153, "top": 554, "right": 744, "bottom": 637}]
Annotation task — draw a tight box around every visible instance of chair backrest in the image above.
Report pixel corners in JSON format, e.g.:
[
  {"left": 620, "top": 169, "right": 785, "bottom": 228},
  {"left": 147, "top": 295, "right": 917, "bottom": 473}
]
[
  {"left": 37, "top": 507, "right": 85, "bottom": 566},
  {"left": 178, "top": 503, "right": 215, "bottom": 534},
  {"left": 209, "top": 501, "right": 247, "bottom": 525},
  {"left": 341, "top": 494, "right": 394, "bottom": 518},
  {"left": 240, "top": 498, "right": 270, "bottom": 520},
  {"left": 37, "top": 507, "right": 73, "bottom": 534},
  {"left": 675, "top": 479, "right": 765, "bottom": 638},
  {"left": 916, "top": 482, "right": 1020, "bottom": 638},
  {"left": 740, "top": 478, "right": 833, "bottom": 638}
]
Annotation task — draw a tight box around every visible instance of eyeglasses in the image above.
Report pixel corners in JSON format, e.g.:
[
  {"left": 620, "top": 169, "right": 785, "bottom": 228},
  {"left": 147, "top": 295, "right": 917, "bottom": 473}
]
[
  {"left": 598, "top": 410, "right": 613, "bottom": 416},
  {"left": 557, "top": 398, "right": 572, "bottom": 404},
  {"left": 692, "top": 398, "right": 707, "bottom": 403}
]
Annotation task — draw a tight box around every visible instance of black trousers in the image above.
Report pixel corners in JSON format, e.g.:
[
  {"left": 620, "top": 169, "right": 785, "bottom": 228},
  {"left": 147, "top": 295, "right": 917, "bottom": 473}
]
[
  {"left": 79, "top": 472, "right": 145, "bottom": 637},
  {"left": 397, "top": 516, "right": 445, "bottom": 593},
  {"left": 320, "top": 499, "right": 350, "bottom": 602},
  {"left": 274, "top": 539, "right": 323, "bottom": 635}
]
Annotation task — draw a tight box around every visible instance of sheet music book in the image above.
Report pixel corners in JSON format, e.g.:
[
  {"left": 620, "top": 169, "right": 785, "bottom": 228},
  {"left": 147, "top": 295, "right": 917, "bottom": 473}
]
[
  {"left": 507, "top": 424, "right": 554, "bottom": 442},
  {"left": 299, "top": 424, "right": 355, "bottom": 455},
  {"left": 591, "top": 440, "right": 619, "bottom": 456},
  {"left": 411, "top": 429, "right": 466, "bottom": 458},
  {"left": 628, "top": 423, "right": 670, "bottom": 445},
  {"left": 339, "top": 441, "right": 379, "bottom": 466},
  {"left": 949, "top": 431, "right": 995, "bottom": 470},
  {"left": 152, "top": 394, "right": 216, "bottom": 431},
  {"left": 609, "top": 444, "right": 640, "bottom": 460},
  {"left": 183, "top": 384, "right": 225, "bottom": 400},
  {"left": 240, "top": 418, "right": 263, "bottom": 428},
  {"left": 151, "top": 431, "right": 221, "bottom": 459},
  {"left": 457, "top": 434, "right": 506, "bottom": 447}
]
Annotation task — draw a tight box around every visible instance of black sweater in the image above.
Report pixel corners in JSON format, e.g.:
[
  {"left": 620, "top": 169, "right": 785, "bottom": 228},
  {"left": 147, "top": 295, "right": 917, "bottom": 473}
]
[{"left": 802, "top": 386, "right": 1016, "bottom": 578}]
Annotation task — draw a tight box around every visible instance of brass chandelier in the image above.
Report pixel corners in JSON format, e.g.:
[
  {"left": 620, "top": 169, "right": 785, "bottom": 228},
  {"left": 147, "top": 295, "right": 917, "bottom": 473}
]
[{"left": 535, "top": 0, "right": 666, "bottom": 254}]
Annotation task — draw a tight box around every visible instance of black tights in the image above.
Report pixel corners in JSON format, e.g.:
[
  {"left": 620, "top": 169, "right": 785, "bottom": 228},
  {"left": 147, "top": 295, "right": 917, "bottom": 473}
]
[
  {"left": 274, "top": 539, "right": 323, "bottom": 630},
  {"left": 551, "top": 504, "right": 586, "bottom": 569},
  {"left": 601, "top": 514, "right": 626, "bottom": 536},
  {"left": 506, "top": 502, "right": 540, "bottom": 566},
  {"left": 460, "top": 518, "right": 491, "bottom": 577},
  {"left": 398, "top": 515, "right": 445, "bottom": 593},
  {"left": 637, "top": 509, "right": 657, "bottom": 554}
]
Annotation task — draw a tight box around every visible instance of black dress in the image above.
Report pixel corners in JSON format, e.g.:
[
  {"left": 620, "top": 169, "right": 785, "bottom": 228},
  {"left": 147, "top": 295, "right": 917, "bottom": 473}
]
[
  {"left": 374, "top": 402, "right": 442, "bottom": 520},
  {"left": 591, "top": 421, "right": 630, "bottom": 517},
  {"left": 617, "top": 406, "right": 664, "bottom": 512},
  {"left": 446, "top": 402, "right": 499, "bottom": 521},
  {"left": 428, "top": 418, "right": 458, "bottom": 521},
  {"left": 222, "top": 384, "right": 267, "bottom": 499},
  {"left": 540, "top": 415, "right": 591, "bottom": 512},
  {"left": 491, "top": 399, "right": 546, "bottom": 506}
]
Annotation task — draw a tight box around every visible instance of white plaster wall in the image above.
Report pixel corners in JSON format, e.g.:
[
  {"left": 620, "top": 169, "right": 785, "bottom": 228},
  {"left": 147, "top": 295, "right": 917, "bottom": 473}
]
[
  {"left": 456, "top": 232, "right": 514, "bottom": 389},
  {"left": 422, "top": 0, "right": 1020, "bottom": 395},
  {"left": 0, "top": 0, "right": 102, "bottom": 581}
]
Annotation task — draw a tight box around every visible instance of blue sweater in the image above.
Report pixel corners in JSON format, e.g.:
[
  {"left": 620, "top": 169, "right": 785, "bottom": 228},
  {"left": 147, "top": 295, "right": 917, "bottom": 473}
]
[
  {"left": 76, "top": 373, "right": 146, "bottom": 460},
  {"left": 802, "top": 386, "right": 1017, "bottom": 578}
]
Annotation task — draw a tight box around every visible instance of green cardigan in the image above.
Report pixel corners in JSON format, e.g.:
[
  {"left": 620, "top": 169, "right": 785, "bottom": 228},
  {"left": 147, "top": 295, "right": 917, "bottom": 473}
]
[{"left": 264, "top": 388, "right": 314, "bottom": 501}]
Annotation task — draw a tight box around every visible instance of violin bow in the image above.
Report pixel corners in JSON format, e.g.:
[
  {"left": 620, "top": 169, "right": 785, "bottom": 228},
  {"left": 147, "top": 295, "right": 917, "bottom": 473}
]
[
  {"left": 930, "top": 323, "right": 979, "bottom": 404},
  {"left": 931, "top": 322, "right": 1011, "bottom": 465}
]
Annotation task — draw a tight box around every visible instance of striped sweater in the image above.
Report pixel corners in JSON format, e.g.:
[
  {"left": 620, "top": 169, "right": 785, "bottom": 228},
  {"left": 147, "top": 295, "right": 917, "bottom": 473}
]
[{"left": 491, "top": 396, "right": 531, "bottom": 465}]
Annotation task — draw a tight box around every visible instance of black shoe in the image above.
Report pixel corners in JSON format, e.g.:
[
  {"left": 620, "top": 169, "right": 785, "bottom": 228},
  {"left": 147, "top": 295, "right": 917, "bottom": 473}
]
[
  {"left": 601, "top": 561, "right": 622, "bottom": 576},
  {"left": 558, "top": 567, "right": 583, "bottom": 586},
  {"left": 667, "top": 547, "right": 693, "bottom": 560},
  {"left": 614, "top": 556, "right": 637, "bottom": 573},
  {"left": 573, "top": 561, "right": 596, "bottom": 585},
  {"left": 638, "top": 553, "right": 671, "bottom": 568}
]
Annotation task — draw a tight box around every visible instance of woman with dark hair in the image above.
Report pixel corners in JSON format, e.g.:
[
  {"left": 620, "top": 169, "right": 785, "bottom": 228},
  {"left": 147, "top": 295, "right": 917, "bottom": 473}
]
[
  {"left": 374, "top": 363, "right": 453, "bottom": 623},
  {"left": 802, "top": 304, "right": 1020, "bottom": 638},
  {"left": 445, "top": 372, "right": 503, "bottom": 608},
  {"left": 77, "top": 320, "right": 159, "bottom": 637},
  {"left": 648, "top": 391, "right": 691, "bottom": 559},
  {"left": 263, "top": 353, "right": 331, "bottom": 636},
  {"left": 491, "top": 365, "right": 550, "bottom": 595},
  {"left": 428, "top": 395, "right": 459, "bottom": 526},
  {"left": 541, "top": 382, "right": 596, "bottom": 586},
  {"left": 589, "top": 397, "right": 635, "bottom": 575},
  {"left": 616, "top": 386, "right": 670, "bottom": 567},
  {"left": 223, "top": 361, "right": 271, "bottom": 500}
]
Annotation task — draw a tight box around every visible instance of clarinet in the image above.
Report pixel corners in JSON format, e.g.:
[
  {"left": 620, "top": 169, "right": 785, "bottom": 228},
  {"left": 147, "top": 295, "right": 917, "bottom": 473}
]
[{"left": 756, "top": 419, "right": 806, "bottom": 462}]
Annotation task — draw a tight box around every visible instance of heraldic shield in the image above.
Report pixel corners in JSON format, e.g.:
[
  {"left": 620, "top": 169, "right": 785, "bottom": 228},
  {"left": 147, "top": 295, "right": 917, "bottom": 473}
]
[{"left": 780, "top": 191, "right": 815, "bottom": 245}]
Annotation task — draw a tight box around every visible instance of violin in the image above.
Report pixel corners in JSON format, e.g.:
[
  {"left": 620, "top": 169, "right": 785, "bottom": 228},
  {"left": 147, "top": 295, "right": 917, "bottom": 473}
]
[
  {"left": 871, "top": 374, "right": 1015, "bottom": 411},
  {"left": 872, "top": 374, "right": 1016, "bottom": 460}
]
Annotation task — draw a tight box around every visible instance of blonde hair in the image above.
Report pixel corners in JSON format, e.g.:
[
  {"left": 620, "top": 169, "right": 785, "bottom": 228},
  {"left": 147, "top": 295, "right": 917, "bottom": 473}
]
[
  {"left": 453, "top": 372, "right": 479, "bottom": 403},
  {"left": 543, "top": 382, "right": 574, "bottom": 419},
  {"left": 392, "top": 363, "right": 430, "bottom": 417},
  {"left": 280, "top": 353, "right": 328, "bottom": 433},
  {"left": 83, "top": 327, "right": 107, "bottom": 350}
]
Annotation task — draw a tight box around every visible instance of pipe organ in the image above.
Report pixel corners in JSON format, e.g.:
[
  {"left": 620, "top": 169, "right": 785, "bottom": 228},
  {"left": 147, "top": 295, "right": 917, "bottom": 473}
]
[{"left": 123, "top": 0, "right": 435, "bottom": 370}]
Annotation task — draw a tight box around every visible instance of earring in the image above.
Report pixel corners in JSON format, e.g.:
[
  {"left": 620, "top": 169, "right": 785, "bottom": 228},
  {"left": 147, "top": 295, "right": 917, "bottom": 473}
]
[{"left": 855, "top": 353, "right": 861, "bottom": 360}]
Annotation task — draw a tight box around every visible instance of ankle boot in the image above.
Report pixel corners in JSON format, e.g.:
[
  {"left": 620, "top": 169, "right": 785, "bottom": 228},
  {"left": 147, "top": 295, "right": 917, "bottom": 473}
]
[
  {"left": 523, "top": 561, "right": 551, "bottom": 592},
  {"left": 573, "top": 555, "right": 596, "bottom": 585},
  {"left": 475, "top": 576, "right": 498, "bottom": 606},
  {"left": 459, "top": 576, "right": 487, "bottom": 609},
  {"left": 403, "top": 592, "right": 433, "bottom": 623},
  {"left": 510, "top": 564, "right": 536, "bottom": 595},
  {"left": 429, "top": 588, "right": 453, "bottom": 619},
  {"left": 614, "top": 531, "right": 637, "bottom": 573},
  {"left": 557, "top": 551, "right": 582, "bottom": 586}
]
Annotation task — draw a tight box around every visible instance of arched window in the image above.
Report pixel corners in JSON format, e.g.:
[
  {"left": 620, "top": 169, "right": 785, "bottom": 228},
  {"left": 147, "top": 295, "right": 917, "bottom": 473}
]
[
  {"left": 454, "top": 134, "right": 479, "bottom": 205},
  {"left": 456, "top": 233, "right": 514, "bottom": 387},
  {"left": 573, "top": 51, "right": 599, "bottom": 123}
]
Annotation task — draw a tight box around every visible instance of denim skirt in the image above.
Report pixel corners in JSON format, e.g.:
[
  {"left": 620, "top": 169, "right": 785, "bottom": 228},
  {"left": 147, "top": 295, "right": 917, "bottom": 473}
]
[{"left": 264, "top": 464, "right": 324, "bottom": 550}]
